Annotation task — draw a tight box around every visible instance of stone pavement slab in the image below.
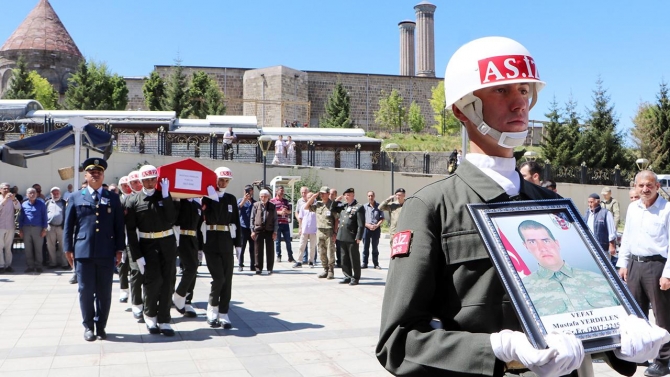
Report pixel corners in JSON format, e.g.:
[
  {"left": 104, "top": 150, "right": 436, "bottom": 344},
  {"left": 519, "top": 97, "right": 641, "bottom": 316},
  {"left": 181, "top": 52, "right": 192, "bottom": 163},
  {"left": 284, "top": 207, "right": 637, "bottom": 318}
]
[{"left": 0, "top": 237, "right": 650, "bottom": 376}]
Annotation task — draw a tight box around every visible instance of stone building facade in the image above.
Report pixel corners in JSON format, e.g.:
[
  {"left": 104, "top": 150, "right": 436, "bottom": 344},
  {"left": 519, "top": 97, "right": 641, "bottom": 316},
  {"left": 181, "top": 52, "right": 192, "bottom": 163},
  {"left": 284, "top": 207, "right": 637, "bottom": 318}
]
[
  {"left": 0, "top": 0, "right": 83, "bottom": 97},
  {"left": 125, "top": 65, "right": 442, "bottom": 132}
]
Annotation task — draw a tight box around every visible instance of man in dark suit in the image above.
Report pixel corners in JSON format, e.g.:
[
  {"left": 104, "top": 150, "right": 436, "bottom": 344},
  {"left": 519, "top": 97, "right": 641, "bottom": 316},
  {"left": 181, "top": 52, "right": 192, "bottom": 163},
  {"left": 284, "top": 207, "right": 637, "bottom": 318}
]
[
  {"left": 330, "top": 188, "right": 365, "bottom": 286},
  {"left": 63, "top": 158, "right": 125, "bottom": 342}
]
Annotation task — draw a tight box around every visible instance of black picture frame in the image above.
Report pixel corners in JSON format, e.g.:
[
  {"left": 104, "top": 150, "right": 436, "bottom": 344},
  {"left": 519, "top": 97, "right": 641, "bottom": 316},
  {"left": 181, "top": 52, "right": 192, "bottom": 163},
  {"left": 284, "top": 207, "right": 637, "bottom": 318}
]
[{"left": 467, "top": 199, "right": 645, "bottom": 353}]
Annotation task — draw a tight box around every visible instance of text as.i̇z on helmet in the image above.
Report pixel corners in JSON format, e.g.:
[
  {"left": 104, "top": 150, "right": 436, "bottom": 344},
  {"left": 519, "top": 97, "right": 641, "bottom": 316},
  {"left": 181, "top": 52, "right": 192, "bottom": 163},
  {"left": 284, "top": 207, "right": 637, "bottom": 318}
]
[{"left": 478, "top": 55, "right": 539, "bottom": 85}]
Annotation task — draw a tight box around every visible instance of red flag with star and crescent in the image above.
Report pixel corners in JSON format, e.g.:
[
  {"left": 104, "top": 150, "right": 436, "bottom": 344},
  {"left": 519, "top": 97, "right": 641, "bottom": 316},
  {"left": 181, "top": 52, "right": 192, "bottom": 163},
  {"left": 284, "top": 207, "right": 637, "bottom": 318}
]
[{"left": 498, "top": 228, "right": 531, "bottom": 277}]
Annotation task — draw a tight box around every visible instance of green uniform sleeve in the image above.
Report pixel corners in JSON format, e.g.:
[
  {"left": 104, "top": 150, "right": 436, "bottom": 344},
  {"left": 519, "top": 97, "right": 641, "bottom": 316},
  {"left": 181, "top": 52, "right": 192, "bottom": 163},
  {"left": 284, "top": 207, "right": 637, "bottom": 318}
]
[{"left": 376, "top": 196, "right": 497, "bottom": 376}]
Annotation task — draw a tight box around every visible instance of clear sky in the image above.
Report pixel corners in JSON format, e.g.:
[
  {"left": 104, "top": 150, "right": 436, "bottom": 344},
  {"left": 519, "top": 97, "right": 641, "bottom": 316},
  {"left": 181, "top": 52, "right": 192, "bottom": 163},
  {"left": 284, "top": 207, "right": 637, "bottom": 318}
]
[{"left": 2, "top": 1, "right": 669, "bottom": 144}]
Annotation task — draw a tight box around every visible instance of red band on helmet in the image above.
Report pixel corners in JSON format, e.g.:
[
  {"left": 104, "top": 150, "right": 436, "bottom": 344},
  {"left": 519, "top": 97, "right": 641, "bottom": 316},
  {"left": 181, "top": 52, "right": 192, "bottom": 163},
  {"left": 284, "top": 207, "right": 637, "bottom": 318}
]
[{"left": 478, "top": 55, "right": 540, "bottom": 85}]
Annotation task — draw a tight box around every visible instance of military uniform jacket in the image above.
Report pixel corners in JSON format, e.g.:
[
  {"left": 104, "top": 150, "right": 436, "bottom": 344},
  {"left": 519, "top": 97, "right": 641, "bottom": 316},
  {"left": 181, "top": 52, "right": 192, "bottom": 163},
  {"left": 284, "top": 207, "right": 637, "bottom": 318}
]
[
  {"left": 202, "top": 193, "right": 242, "bottom": 248},
  {"left": 124, "top": 191, "right": 177, "bottom": 261},
  {"left": 376, "top": 160, "right": 634, "bottom": 376},
  {"left": 330, "top": 199, "right": 365, "bottom": 243},
  {"left": 309, "top": 199, "right": 335, "bottom": 230},
  {"left": 63, "top": 188, "right": 125, "bottom": 260},
  {"left": 378, "top": 198, "right": 403, "bottom": 236}
]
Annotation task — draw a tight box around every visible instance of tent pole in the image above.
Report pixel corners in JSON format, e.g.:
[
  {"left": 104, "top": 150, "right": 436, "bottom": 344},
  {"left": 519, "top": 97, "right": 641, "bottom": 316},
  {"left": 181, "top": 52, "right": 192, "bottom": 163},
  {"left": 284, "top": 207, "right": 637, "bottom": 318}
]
[{"left": 69, "top": 118, "right": 88, "bottom": 191}]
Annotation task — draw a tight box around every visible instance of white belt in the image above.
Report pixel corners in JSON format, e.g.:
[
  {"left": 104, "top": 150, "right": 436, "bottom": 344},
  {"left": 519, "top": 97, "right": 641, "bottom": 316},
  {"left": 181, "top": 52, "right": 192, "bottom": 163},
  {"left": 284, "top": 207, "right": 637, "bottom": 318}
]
[
  {"left": 138, "top": 229, "right": 174, "bottom": 239},
  {"left": 206, "top": 225, "right": 230, "bottom": 231},
  {"left": 179, "top": 229, "right": 197, "bottom": 236}
]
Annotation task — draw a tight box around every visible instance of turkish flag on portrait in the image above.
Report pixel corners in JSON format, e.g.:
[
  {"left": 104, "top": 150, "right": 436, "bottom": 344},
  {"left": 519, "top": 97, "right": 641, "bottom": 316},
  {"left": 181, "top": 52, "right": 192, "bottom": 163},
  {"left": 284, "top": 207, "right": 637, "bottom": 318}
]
[{"left": 498, "top": 228, "right": 531, "bottom": 277}]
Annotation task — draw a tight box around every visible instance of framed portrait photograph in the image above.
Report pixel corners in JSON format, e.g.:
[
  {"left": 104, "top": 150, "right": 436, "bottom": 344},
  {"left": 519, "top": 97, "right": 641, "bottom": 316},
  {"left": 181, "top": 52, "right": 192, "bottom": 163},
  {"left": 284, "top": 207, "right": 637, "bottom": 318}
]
[{"left": 467, "top": 199, "right": 645, "bottom": 353}]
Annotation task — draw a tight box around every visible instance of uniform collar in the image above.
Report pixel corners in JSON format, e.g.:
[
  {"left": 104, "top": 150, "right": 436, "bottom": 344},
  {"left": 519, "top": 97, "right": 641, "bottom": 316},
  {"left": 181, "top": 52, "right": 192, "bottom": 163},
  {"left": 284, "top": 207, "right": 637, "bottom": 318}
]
[{"left": 535, "top": 262, "right": 572, "bottom": 279}]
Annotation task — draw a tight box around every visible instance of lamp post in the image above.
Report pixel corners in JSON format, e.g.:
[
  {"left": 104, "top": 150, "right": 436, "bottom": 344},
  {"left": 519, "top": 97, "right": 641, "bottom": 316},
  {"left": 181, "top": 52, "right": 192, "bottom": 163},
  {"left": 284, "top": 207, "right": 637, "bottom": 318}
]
[
  {"left": 257, "top": 135, "right": 273, "bottom": 187},
  {"left": 524, "top": 151, "right": 538, "bottom": 162},
  {"left": 384, "top": 143, "right": 400, "bottom": 194},
  {"left": 636, "top": 158, "right": 650, "bottom": 170}
]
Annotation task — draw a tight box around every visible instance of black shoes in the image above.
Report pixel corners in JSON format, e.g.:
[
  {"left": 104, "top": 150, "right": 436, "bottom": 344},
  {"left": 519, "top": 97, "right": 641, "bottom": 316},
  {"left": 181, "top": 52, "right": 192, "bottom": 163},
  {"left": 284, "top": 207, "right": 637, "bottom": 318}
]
[
  {"left": 277, "top": 256, "right": 282, "bottom": 262},
  {"left": 5, "top": 266, "right": 12, "bottom": 273},
  {"left": 36, "top": 268, "right": 43, "bottom": 273},
  {"left": 645, "top": 363, "right": 670, "bottom": 377},
  {"left": 84, "top": 329, "right": 96, "bottom": 342},
  {"left": 339, "top": 278, "right": 351, "bottom": 284},
  {"left": 255, "top": 270, "right": 262, "bottom": 275},
  {"left": 374, "top": 265, "right": 382, "bottom": 270},
  {"left": 361, "top": 264, "right": 368, "bottom": 269},
  {"left": 349, "top": 279, "right": 359, "bottom": 286},
  {"left": 96, "top": 328, "right": 107, "bottom": 340},
  {"left": 24, "top": 267, "right": 34, "bottom": 273},
  {"left": 292, "top": 263, "right": 302, "bottom": 268},
  {"left": 146, "top": 325, "right": 160, "bottom": 335}
]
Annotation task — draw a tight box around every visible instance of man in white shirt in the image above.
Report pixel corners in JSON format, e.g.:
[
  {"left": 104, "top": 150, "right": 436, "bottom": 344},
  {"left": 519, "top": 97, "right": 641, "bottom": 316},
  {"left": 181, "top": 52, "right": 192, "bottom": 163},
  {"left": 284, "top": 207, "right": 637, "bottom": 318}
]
[
  {"left": 618, "top": 170, "right": 670, "bottom": 376},
  {"left": 222, "top": 127, "right": 236, "bottom": 160},
  {"left": 0, "top": 183, "right": 20, "bottom": 272},
  {"left": 584, "top": 193, "right": 617, "bottom": 265}
]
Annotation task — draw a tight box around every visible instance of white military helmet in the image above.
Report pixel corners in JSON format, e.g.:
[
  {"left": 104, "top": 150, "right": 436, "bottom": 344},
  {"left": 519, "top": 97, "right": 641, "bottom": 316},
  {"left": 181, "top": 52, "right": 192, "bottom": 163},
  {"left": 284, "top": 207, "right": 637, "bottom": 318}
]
[
  {"left": 444, "top": 36, "right": 546, "bottom": 148},
  {"left": 214, "top": 166, "right": 233, "bottom": 180},
  {"left": 139, "top": 165, "right": 158, "bottom": 180},
  {"left": 118, "top": 176, "right": 129, "bottom": 186},
  {"left": 127, "top": 170, "right": 140, "bottom": 182}
]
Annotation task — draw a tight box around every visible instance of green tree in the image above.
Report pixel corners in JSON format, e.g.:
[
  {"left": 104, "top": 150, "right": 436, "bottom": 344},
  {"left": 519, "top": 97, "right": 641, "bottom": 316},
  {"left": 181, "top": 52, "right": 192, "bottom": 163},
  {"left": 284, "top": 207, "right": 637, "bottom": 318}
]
[
  {"left": 540, "top": 96, "right": 564, "bottom": 165},
  {"left": 557, "top": 96, "right": 582, "bottom": 166},
  {"left": 142, "top": 71, "right": 166, "bottom": 111},
  {"left": 631, "top": 102, "right": 656, "bottom": 165},
  {"left": 574, "top": 78, "right": 630, "bottom": 169},
  {"left": 375, "top": 89, "right": 406, "bottom": 132},
  {"left": 429, "top": 81, "right": 460, "bottom": 135},
  {"left": 320, "top": 82, "right": 352, "bottom": 128},
  {"left": 65, "top": 60, "right": 128, "bottom": 110},
  {"left": 184, "top": 71, "right": 226, "bottom": 118},
  {"left": 647, "top": 82, "right": 670, "bottom": 172},
  {"left": 162, "top": 59, "right": 189, "bottom": 118},
  {"left": 2, "top": 55, "right": 34, "bottom": 100},
  {"left": 28, "top": 71, "right": 59, "bottom": 110},
  {"left": 407, "top": 101, "right": 425, "bottom": 133}
]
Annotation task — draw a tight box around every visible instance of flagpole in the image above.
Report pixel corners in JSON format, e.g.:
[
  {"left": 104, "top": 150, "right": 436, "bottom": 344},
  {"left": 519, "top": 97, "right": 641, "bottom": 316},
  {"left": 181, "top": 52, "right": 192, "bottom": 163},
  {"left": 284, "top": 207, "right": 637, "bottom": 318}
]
[{"left": 69, "top": 117, "right": 88, "bottom": 191}]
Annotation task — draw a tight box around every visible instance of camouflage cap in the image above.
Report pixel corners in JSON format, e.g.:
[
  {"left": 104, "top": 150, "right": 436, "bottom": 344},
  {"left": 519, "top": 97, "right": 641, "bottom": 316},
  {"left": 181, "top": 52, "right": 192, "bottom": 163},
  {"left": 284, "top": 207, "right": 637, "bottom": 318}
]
[
  {"left": 319, "top": 186, "right": 330, "bottom": 194},
  {"left": 601, "top": 186, "right": 612, "bottom": 194}
]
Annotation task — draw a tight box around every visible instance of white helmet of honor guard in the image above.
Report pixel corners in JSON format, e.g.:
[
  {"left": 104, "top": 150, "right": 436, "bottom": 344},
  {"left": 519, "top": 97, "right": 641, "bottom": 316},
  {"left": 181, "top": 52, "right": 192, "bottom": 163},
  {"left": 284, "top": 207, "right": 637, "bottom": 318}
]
[
  {"left": 444, "top": 36, "right": 546, "bottom": 148},
  {"left": 214, "top": 167, "right": 233, "bottom": 180},
  {"left": 139, "top": 165, "right": 158, "bottom": 180}
]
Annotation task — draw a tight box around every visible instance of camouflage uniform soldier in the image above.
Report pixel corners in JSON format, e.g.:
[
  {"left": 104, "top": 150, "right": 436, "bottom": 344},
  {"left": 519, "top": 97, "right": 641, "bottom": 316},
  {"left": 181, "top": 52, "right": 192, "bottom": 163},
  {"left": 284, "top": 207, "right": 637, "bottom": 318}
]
[
  {"left": 305, "top": 186, "right": 336, "bottom": 279},
  {"left": 518, "top": 219, "right": 620, "bottom": 316},
  {"left": 378, "top": 188, "right": 406, "bottom": 247}
]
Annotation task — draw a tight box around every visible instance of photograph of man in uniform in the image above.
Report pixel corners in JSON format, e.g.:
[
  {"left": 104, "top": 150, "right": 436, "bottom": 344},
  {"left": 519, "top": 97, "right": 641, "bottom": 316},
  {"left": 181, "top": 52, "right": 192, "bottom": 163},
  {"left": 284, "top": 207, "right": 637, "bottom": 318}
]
[{"left": 517, "top": 219, "right": 620, "bottom": 316}]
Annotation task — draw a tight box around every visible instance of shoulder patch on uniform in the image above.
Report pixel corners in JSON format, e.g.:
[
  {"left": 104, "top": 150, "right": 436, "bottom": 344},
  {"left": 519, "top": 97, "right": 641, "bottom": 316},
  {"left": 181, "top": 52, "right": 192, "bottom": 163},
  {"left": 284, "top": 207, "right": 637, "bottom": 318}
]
[{"left": 391, "top": 230, "right": 413, "bottom": 259}]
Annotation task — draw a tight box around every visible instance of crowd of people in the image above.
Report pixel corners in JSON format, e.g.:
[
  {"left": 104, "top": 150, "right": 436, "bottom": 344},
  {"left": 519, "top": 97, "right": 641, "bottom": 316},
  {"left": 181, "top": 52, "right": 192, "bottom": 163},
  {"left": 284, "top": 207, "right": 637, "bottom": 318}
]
[{"left": 0, "top": 159, "right": 407, "bottom": 342}]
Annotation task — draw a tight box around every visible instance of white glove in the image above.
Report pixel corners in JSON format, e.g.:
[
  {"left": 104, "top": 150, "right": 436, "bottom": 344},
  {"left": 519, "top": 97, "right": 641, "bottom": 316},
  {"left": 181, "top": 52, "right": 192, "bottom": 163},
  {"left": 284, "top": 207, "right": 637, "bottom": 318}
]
[
  {"left": 136, "top": 257, "right": 146, "bottom": 275},
  {"left": 230, "top": 224, "right": 237, "bottom": 239},
  {"left": 121, "top": 252, "right": 126, "bottom": 264},
  {"left": 615, "top": 314, "right": 670, "bottom": 363},
  {"left": 207, "top": 185, "right": 219, "bottom": 202},
  {"left": 491, "top": 330, "right": 584, "bottom": 377},
  {"left": 236, "top": 247, "right": 242, "bottom": 260},
  {"left": 161, "top": 178, "right": 170, "bottom": 198}
]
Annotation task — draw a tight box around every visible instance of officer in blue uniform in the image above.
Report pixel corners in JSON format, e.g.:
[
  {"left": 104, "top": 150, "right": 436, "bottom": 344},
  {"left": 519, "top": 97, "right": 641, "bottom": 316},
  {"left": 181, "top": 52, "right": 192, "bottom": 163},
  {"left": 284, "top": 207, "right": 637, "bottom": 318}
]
[{"left": 63, "top": 158, "right": 125, "bottom": 342}]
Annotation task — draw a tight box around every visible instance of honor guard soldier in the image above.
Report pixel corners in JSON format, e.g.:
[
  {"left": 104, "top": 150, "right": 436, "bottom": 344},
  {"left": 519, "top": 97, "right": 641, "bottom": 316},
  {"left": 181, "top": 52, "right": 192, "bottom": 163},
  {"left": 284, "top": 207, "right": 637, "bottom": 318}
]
[
  {"left": 305, "top": 186, "right": 337, "bottom": 279},
  {"left": 126, "top": 170, "right": 145, "bottom": 320},
  {"left": 125, "top": 165, "right": 177, "bottom": 336},
  {"left": 172, "top": 197, "right": 202, "bottom": 318},
  {"left": 329, "top": 188, "right": 365, "bottom": 286},
  {"left": 116, "top": 176, "right": 131, "bottom": 304},
  {"left": 63, "top": 158, "right": 125, "bottom": 341},
  {"left": 376, "top": 36, "right": 669, "bottom": 377},
  {"left": 202, "top": 167, "right": 241, "bottom": 328}
]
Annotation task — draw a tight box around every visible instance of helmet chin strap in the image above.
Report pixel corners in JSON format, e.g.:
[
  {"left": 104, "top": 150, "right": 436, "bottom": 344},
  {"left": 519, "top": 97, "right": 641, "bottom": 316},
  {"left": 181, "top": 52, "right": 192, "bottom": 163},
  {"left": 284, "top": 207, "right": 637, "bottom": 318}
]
[
  {"left": 455, "top": 84, "right": 539, "bottom": 149},
  {"left": 218, "top": 188, "right": 226, "bottom": 195},
  {"left": 143, "top": 188, "right": 155, "bottom": 196}
]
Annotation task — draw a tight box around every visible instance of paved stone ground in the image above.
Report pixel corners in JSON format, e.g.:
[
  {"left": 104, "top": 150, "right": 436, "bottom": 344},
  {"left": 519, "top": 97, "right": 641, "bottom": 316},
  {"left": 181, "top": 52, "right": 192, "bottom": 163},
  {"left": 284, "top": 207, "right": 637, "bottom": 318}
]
[{"left": 0, "top": 238, "right": 649, "bottom": 376}]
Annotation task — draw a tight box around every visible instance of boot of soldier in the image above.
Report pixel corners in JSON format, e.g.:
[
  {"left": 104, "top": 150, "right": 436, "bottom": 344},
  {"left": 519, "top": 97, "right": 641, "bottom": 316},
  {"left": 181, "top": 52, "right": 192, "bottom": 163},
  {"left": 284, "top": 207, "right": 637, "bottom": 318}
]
[
  {"left": 318, "top": 268, "right": 328, "bottom": 278},
  {"left": 207, "top": 304, "right": 220, "bottom": 328},
  {"left": 327, "top": 266, "right": 335, "bottom": 279}
]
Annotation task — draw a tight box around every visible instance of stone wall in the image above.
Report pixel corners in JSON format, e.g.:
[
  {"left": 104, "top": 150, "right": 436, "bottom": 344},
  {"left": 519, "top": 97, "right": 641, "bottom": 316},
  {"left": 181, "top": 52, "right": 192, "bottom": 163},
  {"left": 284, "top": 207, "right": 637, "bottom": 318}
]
[
  {"left": 0, "top": 49, "right": 82, "bottom": 96},
  {"left": 124, "top": 65, "right": 442, "bottom": 132}
]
